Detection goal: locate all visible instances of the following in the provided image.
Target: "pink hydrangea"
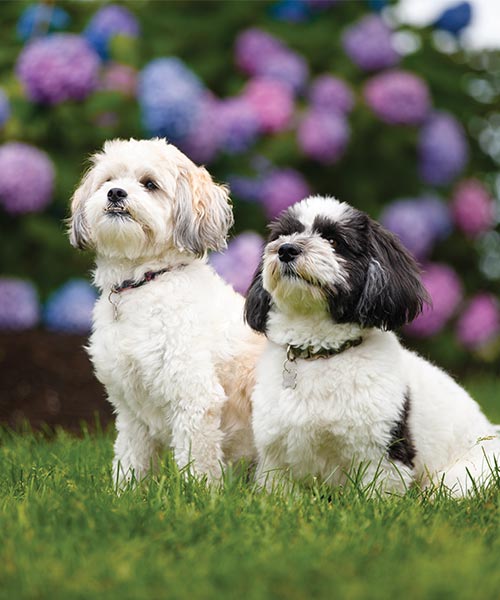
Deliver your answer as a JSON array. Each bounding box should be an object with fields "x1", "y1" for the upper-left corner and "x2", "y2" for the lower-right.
[
  {"x1": 261, "y1": 169, "x2": 311, "y2": 219},
  {"x1": 405, "y1": 263, "x2": 463, "y2": 337},
  {"x1": 100, "y1": 63, "x2": 137, "y2": 96},
  {"x1": 309, "y1": 75, "x2": 354, "y2": 115},
  {"x1": 244, "y1": 78, "x2": 294, "y2": 134},
  {"x1": 456, "y1": 293, "x2": 500, "y2": 350},
  {"x1": 364, "y1": 70, "x2": 431, "y2": 125},
  {"x1": 210, "y1": 232, "x2": 264, "y2": 295},
  {"x1": 451, "y1": 179, "x2": 496, "y2": 238},
  {"x1": 297, "y1": 109, "x2": 349, "y2": 164}
]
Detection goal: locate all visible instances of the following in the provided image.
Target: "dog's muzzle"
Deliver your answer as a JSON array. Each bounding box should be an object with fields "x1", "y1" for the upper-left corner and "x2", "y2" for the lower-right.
[{"x1": 105, "y1": 187, "x2": 130, "y2": 216}]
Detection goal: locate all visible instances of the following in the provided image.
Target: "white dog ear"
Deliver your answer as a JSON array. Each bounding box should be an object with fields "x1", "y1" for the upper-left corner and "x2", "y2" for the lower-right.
[
  {"x1": 173, "y1": 166, "x2": 233, "y2": 256},
  {"x1": 68, "y1": 169, "x2": 95, "y2": 250}
]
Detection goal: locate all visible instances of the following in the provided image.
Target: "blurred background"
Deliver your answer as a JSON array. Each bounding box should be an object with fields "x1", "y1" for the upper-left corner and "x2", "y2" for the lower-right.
[{"x1": 0, "y1": 0, "x2": 499, "y2": 431}]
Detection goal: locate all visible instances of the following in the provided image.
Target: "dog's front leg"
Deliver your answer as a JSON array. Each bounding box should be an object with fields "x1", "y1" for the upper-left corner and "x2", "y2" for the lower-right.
[
  {"x1": 113, "y1": 410, "x2": 160, "y2": 489},
  {"x1": 170, "y1": 383, "x2": 226, "y2": 483}
]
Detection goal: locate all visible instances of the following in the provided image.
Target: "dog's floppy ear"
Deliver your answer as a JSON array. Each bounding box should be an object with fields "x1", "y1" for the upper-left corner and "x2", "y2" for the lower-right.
[
  {"x1": 68, "y1": 168, "x2": 95, "y2": 250},
  {"x1": 244, "y1": 262, "x2": 272, "y2": 334},
  {"x1": 355, "y1": 219, "x2": 428, "y2": 330},
  {"x1": 173, "y1": 166, "x2": 233, "y2": 257}
]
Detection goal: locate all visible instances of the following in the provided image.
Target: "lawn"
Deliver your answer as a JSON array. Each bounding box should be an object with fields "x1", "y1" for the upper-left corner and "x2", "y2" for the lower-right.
[{"x1": 1, "y1": 378, "x2": 500, "y2": 600}]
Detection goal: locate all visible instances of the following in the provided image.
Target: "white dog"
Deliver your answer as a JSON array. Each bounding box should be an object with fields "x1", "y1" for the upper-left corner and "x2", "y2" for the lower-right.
[
  {"x1": 245, "y1": 195, "x2": 500, "y2": 497},
  {"x1": 69, "y1": 138, "x2": 263, "y2": 484}
]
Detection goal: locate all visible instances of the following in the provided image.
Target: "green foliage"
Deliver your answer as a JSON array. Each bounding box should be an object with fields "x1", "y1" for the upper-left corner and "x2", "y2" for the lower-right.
[{"x1": 1, "y1": 377, "x2": 500, "y2": 600}]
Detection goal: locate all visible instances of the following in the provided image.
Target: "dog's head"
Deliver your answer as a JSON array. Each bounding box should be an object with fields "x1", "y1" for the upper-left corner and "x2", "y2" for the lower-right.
[
  {"x1": 245, "y1": 195, "x2": 428, "y2": 333},
  {"x1": 68, "y1": 138, "x2": 233, "y2": 260}
]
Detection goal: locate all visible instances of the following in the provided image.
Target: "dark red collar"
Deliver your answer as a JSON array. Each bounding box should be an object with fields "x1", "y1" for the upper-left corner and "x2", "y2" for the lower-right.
[{"x1": 111, "y1": 265, "x2": 186, "y2": 294}]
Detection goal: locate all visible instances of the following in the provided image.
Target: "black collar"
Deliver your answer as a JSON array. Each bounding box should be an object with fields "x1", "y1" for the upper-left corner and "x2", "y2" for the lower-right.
[
  {"x1": 286, "y1": 337, "x2": 363, "y2": 361},
  {"x1": 111, "y1": 265, "x2": 187, "y2": 294}
]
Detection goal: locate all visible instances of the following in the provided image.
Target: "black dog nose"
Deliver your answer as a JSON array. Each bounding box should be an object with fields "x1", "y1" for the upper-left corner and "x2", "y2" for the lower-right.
[
  {"x1": 278, "y1": 243, "x2": 302, "y2": 263},
  {"x1": 107, "y1": 187, "x2": 128, "y2": 203}
]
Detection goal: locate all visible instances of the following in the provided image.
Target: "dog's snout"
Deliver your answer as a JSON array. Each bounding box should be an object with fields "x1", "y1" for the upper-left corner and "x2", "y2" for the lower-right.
[
  {"x1": 278, "y1": 243, "x2": 302, "y2": 263},
  {"x1": 107, "y1": 187, "x2": 128, "y2": 204}
]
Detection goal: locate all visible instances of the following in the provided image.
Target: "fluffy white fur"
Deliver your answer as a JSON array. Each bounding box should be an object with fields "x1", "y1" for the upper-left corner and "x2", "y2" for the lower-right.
[
  {"x1": 69, "y1": 138, "x2": 263, "y2": 484},
  {"x1": 245, "y1": 196, "x2": 500, "y2": 497}
]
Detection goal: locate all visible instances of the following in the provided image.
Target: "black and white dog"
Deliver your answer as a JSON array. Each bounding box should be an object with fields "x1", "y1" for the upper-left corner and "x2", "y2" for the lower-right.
[{"x1": 245, "y1": 195, "x2": 500, "y2": 497}]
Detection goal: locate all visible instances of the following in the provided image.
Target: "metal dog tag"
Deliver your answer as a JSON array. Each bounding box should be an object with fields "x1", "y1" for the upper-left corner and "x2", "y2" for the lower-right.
[{"x1": 282, "y1": 352, "x2": 297, "y2": 390}]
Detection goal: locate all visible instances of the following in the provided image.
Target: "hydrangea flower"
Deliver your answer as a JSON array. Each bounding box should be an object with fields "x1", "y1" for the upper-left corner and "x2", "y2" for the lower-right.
[
  {"x1": 298, "y1": 109, "x2": 349, "y2": 164},
  {"x1": 261, "y1": 169, "x2": 311, "y2": 219},
  {"x1": 271, "y1": 0, "x2": 311, "y2": 23},
  {"x1": 405, "y1": 264, "x2": 463, "y2": 337},
  {"x1": 0, "y1": 278, "x2": 39, "y2": 331},
  {"x1": 227, "y1": 175, "x2": 263, "y2": 203},
  {"x1": 210, "y1": 232, "x2": 264, "y2": 295},
  {"x1": 235, "y1": 28, "x2": 284, "y2": 76},
  {"x1": 17, "y1": 4, "x2": 70, "y2": 41},
  {"x1": 451, "y1": 179, "x2": 496, "y2": 237},
  {"x1": 456, "y1": 293, "x2": 500, "y2": 350},
  {"x1": 84, "y1": 4, "x2": 139, "y2": 60},
  {"x1": 0, "y1": 89, "x2": 10, "y2": 128},
  {"x1": 216, "y1": 97, "x2": 260, "y2": 153},
  {"x1": 0, "y1": 142, "x2": 54, "y2": 214},
  {"x1": 381, "y1": 196, "x2": 452, "y2": 259},
  {"x1": 418, "y1": 112, "x2": 468, "y2": 186},
  {"x1": 309, "y1": 75, "x2": 354, "y2": 115},
  {"x1": 259, "y1": 50, "x2": 309, "y2": 93},
  {"x1": 244, "y1": 78, "x2": 294, "y2": 134},
  {"x1": 364, "y1": 70, "x2": 431, "y2": 125},
  {"x1": 181, "y1": 94, "x2": 222, "y2": 164},
  {"x1": 16, "y1": 34, "x2": 100, "y2": 105},
  {"x1": 138, "y1": 58, "x2": 204, "y2": 142},
  {"x1": 44, "y1": 280, "x2": 97, "y2": 334},
  {"x1": 342, "y1": 15, "x2": 399, "y2": 71},
  {"x1": 100, "y1": 63, "x2": 137, "y2": 97},
  {"x1": 434, "y1": 2, "x2": 472, "y2": 36}
]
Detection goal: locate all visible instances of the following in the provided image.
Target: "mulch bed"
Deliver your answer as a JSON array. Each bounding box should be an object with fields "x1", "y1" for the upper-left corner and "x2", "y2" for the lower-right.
[{"x1": 0, "y1": 331, "x2": 113, "y2": 433}]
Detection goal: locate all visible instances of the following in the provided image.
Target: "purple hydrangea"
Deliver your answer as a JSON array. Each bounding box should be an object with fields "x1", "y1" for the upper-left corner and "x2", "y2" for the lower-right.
[
  {"x1": 0, "y1": 142, "x2": 54, "y2": 214},
  {"x1": 244, "y1": 78, "x2": 294, "y2": 134},
  {"x1": 235, "y1": 28, "x2": 284, "y2": 76},
  {"x1": 298, "y1": 109, "x2": 350, "y2": 164},
  {"x1": 84, "y1": 4, "x2": 139, "y2": 60},
  {"x1": 16, "y1": 34, "x2": 100, "y2": 105},
  {"x1": 342, "y1": 15, "x2": 399, "y2": 71},
  {"x1": 0, "y1": 278, "x2": 39, "y2": 331},
  {"x1": 100, "y1": 63, "x2": 137, "y2": 97},
  {"x1": 227, "y1": 175, "x2": 263, "y2": 203},
  {"x1": 364, "y1": 70, "x2": 431, "y2": 125},
  {"x1": 451, "y1": 179, "x2": 496, "y2": 238},
  {"x1": 0, "y1": 89, "x2": 10, "y2": 128},
  {"x1": 381, "y1": 196, "x2": 452, "y2": 260},
  {"x1": 434, "y1": 2, "x2": 472, "y2": 36},
  {"x1": 216, "y1": 97, "x2": 260, "y2": 153},
  {"x1": 181, "y1": 94, "x2": 222, "y2": 164},
  {"x1": 261, "y1": 169, "x2": 311, "y2": 219},
  {"x1": 138, "y1": 58, "x2": 204, "y2": 142},
  {"x1": 418, "y1": 112, "x2": 469, "y2": 186},
  {"x1": 17, "y1": 4, "x2": 70, "y2": 41},
  {"x1": 44, "y1": 280, "x2": 97, "y2": 334},
  {"x1": 259, "y1": 50, "x2": 309, "y2": 94},
  {"x1": 456, "y1": 293, "x2": 500, "y2": 350},
  {"x1": 405, "y1": 263, "x2": 463, "y2": 337},
  {"x1": 210, "y1": 232, "x2": 264, "y2": 295},
  {"x1": 309, "y1": 75, "x2": 354, "y2": 115}
]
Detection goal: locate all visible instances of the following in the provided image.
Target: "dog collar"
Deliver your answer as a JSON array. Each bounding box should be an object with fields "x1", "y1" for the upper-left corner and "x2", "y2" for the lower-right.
[
  {"x1": 111, "y1": 265, "x2": 187, "y2": 294},
  {"x1": 286, "y1": 337, "x2": 363, "y2": 361},
  {"x1": 282, "y1": 337, "x2": 363, "y2": 390}
]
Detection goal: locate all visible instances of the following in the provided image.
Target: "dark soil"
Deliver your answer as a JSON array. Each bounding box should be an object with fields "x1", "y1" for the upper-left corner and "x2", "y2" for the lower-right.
[{"x1": 0, "y1": 331, "x2": 113, "y2": 433}]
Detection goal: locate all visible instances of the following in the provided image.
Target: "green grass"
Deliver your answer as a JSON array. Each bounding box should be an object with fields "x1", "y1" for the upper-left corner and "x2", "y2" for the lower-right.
[{"x1": 1, "y1": 378, "x2": 500, "y2": 600}]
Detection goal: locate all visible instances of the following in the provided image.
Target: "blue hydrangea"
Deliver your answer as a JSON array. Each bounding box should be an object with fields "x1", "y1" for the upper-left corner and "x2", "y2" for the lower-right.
[
  {"x1": 138, "y1": 58, "x2": 204, "y2": 142},
  {"x1": 227, "y1": 175, "x2": 263, "y2": 202},
  {"x1": 0, "y1": 278, "x2": 39, "y2": 331},
  {"x1": 44, "y1": 280, "x2": 97, "y2": 334},
  {"x1": 216, "y1": 97, "x2": 260, "y2": 153},
  {"x1": 17, "y1": 4, "x2": 70, "y2": 41},
  {"x1": 0, "y1": 89, "x2": 10, "y2": 128},
  {"x1": 434, "y1": 2, "x2": 472, "y2": 35},
  {"x1": 85, "y1": 4, "x2": 139, "y2": 60},
  {"x1": 270, "y1": 0, "x2": 311, "y2": 23}
]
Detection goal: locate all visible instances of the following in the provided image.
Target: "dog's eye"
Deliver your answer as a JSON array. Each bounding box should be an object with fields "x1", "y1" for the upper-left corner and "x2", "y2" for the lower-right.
[
  {"x1": 144, "y1": 179, "x2": 158, "y2": 191},
  {"x1": 328, "y1": 238, "x2": 337, "y2": 250}
]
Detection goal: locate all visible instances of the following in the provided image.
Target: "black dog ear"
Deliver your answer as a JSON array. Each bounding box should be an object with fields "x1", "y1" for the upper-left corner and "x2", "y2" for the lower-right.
[
  {"x1": 356, "y1": 219, "x2": 429, "y2": 330},
  {"x1": 244, "y1": 262, "x2": 272, "y2": 334}
]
